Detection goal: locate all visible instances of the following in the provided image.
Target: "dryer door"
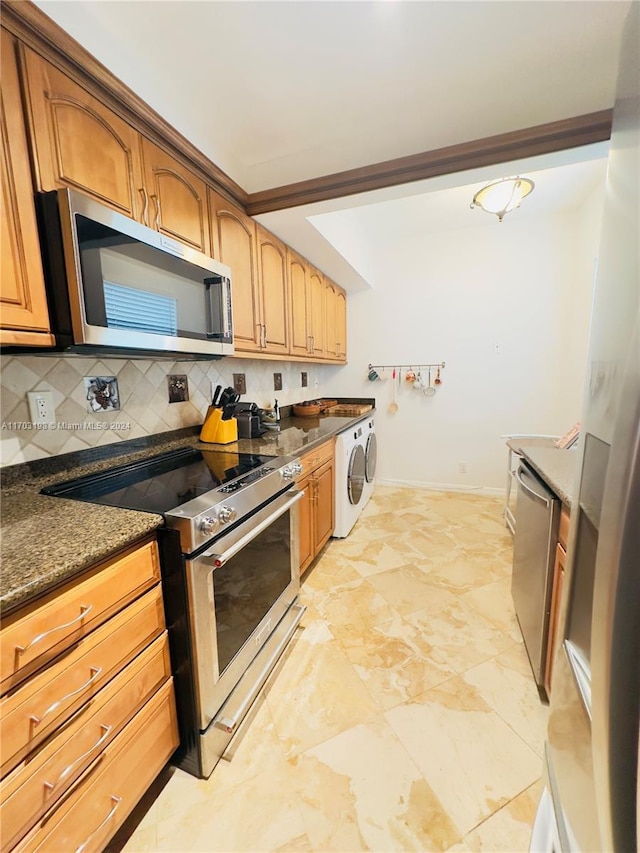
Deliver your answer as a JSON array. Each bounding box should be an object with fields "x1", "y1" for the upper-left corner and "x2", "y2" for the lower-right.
[
  {"x1": 365, "y1": 433, "x2": 377, "y2": 483},
  {"x1": 348, "y1": 444, "x2": 366, "y2": 505}
]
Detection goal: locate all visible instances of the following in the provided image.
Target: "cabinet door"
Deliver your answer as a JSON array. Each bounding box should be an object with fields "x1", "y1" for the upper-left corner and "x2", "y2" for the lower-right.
[
  {"x1": 288, "y1": 250, "x2": 310, "y2": 358},
  {"x1": 21, "y1": 46, "x2": 144, "y2": 220},
  {"x1": 324, "y1": 280, "x2": 339, "y2": 360},
  {"x1": 298, "y1": 475, "x2": 315, "y2": 575},
  {"x1": 308, "y1": 266, "x2": 325, "y2": 357},
  {"x1": 209, "y1": 189, "x2": 261, "y2": 352},
  {"x1": 0, "y1": 32, "x2": 52, "y2": 345},
  {"x1": 256, "y1": 225, "x2": 288, "y2": 354},
  {"x1": 336, "y1": 287, "x2": 347, "y2": 362},
  {"x1": 313, "y1": 459, "x2": 335, "y2": 553},
  {"x1": 140, "y1": 139, "x2": 210, "y2": 254}
]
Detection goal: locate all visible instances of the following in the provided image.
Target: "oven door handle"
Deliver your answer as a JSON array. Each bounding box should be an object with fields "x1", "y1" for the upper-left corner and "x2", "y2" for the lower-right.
[{"x1": 200, "y1": 489, "x2": 304, "y2": 569}]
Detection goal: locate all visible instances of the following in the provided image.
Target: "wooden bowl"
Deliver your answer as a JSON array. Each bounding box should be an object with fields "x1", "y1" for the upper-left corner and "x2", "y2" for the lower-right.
[{"x1": 293, "y1": 403, "x2": 323, "y2": 417}]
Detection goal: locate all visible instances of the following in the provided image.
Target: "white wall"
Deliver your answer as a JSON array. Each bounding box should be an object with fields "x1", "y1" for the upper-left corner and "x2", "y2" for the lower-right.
[{"x1": 325, "y1": 186, "x2": 604, "y2": 492}]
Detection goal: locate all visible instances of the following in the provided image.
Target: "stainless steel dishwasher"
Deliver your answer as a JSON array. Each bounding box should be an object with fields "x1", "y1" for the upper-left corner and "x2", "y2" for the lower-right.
[{"x1": 511, "y1": 461, "x2": 560, "y2": 696}]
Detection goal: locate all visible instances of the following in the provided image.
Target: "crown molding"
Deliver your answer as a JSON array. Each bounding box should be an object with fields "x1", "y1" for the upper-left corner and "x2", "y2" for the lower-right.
[{"x1": 245, "y1": 110, "x2": 612, "y2": 215}]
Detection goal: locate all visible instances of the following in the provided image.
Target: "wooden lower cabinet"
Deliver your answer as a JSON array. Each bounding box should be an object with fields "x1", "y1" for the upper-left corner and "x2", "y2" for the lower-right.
[
  {"x1": 15, "y1": 680, "x2": 178, "y2": 853},
  {"x1": 0, "y1": 539, "x2": 178, "y2": 852},
  {"x1": 545, "y1": 507, "x2": 570, "y2": 696},
  {"x1": 298, "y1": 440, "x2": 335, "y2": 575}
]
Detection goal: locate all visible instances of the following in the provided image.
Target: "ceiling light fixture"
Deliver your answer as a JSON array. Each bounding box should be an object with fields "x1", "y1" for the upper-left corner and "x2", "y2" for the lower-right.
[{"x1": 470, "y1": 176, "x2": 535, "y2": 222}]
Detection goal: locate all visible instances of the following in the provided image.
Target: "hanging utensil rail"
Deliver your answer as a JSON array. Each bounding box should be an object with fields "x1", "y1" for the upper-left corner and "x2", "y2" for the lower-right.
[{"x1": 368, "y1": 362, "x2": 445, "y2": 371}]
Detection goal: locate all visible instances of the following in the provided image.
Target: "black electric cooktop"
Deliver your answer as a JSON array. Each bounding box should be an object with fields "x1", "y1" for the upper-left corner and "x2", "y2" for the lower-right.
[{"x1": 41, "y1": 447, "x2": 277, "y2": 515}]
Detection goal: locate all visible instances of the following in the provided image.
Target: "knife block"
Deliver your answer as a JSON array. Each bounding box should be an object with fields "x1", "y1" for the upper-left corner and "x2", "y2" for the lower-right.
[
  {"x1": 212, "y1": 417, "x2": 238, "y2": 444},
  {"x1": 200, "y1": 407, "x2": 238, "y2": 444}
]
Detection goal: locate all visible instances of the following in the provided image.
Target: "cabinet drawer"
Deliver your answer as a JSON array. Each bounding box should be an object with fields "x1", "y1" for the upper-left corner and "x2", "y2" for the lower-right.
[
  {"x1": 15, "y1": 678, "x2": 178, "y2": 853},
  {"x1": 1, "y1": 540, "x2": 160, "y2": 695},
  {"x1": 0, "y1": 633, "x2": 172, "y2": 850},
  {"x1": 0, "y1": 586, "x2": 165, "y2": 776},
  {"x1": 299, "y1": 438, "x2": 335, "y2": 479},
  {"x1": 558, "y1": 508, "x2": 570, "y2": 549}
]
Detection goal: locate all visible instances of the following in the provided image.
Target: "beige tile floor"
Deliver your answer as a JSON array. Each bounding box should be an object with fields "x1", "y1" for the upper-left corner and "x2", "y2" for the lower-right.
[{"x1": 118, "y1": 486, "x2": 548, "y2": 853}]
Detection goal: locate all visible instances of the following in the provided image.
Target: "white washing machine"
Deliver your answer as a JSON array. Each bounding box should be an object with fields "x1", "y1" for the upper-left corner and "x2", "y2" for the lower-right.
[{"x1": 333, "y1": 416, "x2": 376, "y2": 538}]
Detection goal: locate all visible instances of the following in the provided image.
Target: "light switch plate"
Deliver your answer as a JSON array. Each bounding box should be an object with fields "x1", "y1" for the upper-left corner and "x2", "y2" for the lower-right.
[{"x1": 233, "y1": 373, "x2": 246, "y2": 395}]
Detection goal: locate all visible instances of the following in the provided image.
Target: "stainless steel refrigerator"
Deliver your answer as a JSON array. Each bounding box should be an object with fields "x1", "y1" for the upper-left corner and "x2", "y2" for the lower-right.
[{"x1": 531, "y1": 3, "x2": 639, "y2": 851}]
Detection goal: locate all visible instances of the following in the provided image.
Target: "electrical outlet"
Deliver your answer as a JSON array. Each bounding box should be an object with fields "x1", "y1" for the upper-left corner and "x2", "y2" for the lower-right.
[
  {"x1": 301, "y1": 372, "x2": 308, "y2": 388},
  {"x1": 273, "y1": 372, "x2": 283, "y2": 391},
  {"x1": 233, "y1": 373, "x2": 246, "y2": 395},
  {"x1": 458, "y1": 461, "x2": 467, "y2": 474},
  {"x1": 28, "y1": 390, "x2": 55, "y2": 424}
]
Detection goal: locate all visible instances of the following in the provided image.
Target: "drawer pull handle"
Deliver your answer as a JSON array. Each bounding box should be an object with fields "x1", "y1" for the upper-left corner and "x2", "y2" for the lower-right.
[
  {"x1": 16, "y1": 605, "x2": 93, "y2": 657},
  {"x1": 30, "y1": 666, "x2": 102, "y2": 728},
  {"x1": 44, "y1": 724, "x2": 112, "y2": 796},
  {"x1": 75, "y1": 795, "x2": 122, "y2": 853}
]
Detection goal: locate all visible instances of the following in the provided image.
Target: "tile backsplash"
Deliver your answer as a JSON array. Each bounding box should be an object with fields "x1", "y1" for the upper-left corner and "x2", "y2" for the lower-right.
[{"x1": 0, "y1": 354, "x2": 332, "y2": 467}]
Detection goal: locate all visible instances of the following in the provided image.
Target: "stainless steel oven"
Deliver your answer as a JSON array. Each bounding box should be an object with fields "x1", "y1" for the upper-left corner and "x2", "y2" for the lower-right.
[
  {"x1": 42, "y1": 447, "x2": 305, "y2": 777},
  {"x1": 185, "y1": 487, "x2": 303, "y2": 770}
]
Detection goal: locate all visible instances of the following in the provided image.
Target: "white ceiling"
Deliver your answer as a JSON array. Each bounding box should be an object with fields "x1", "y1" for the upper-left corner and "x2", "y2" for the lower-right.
[
  {"x1": 34, "y1": 0, "x2": 628, "y2": 192},
  {"x1": 33, "y1": 0, "x2": 621, "y2": 290}
]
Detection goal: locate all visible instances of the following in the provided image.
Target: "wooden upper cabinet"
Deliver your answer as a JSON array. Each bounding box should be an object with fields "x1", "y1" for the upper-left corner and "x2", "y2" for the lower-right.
[
  {"x1": 336, "y1": 287, "x2": 347, "y2": 361},
  {"x1": 308, "y1": 266, "x2": 325, "y2": 357},
  {"x1": 256, "y1": 225, "x2": 288, "y2": 354},
  {"x1": 324, "y1": 280, "x2": 339, "y2": 360},
  {"x1": 0, "y1": 31, "x2": 53, "y2": 346},
  {"x1": 288, "y1": 249, "x2": 310, "y2": 358},
  {"x1": 324, "y1": 279, "x2": 347, "y2": 362},
  {"x1": 21, "y1": 46, "x2": 144, "y2": 220},
  {"x1": 140, "y1": 139, "x2": 209, "y2": 254},
  {"x1": 209, "y1": 189, "x2": 261, "y2": 351}
]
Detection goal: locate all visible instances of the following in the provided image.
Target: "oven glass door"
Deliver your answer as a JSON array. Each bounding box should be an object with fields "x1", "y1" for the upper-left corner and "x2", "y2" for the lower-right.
[
  {"x1": 186, "y1": 489, "x2": 302, "y2": 729},
  {"x1": 214, "y1": 508, "x2": 292, "y2": 674}
]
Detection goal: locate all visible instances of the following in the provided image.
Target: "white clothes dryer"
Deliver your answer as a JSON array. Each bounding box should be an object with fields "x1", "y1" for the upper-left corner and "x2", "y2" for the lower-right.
[
  {"x1": 361, "y1": 417, "x2": 377, "y2": 507},
  {"x1": 333, "y1": 417, "x2": 371, "y2": 538}
]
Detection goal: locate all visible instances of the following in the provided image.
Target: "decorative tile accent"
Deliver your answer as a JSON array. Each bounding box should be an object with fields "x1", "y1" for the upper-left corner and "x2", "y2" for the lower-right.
[
  {"x1": 167, "y1": 374, "x2": 189, "y2": 403},
  {"x1": 0, "y1": 355, "x2": 332, "y2": 466},
  {"x1": 84, "y1": 376, "x2": 120, "y2": 412}
]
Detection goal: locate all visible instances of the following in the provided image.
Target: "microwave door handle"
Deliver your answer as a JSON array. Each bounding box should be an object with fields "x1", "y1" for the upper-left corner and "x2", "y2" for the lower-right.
[
  {"x1": 200, "y1": 489, "x2": 304, "y2": 568},
  {"x1": 222, "y1": 276, "x2": 231, "y2": 339},
  {"x1": 204, "y1": 275, "x2": 231, "y2": 340}
]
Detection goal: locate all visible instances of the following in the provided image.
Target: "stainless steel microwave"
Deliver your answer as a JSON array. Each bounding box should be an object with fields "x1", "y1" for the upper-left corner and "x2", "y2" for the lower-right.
[{"x1": 37, "y1": 189, "x2": 234, "y2": 359}]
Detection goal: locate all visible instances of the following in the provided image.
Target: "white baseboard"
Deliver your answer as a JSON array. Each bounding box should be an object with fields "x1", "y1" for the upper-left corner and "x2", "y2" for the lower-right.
[{"x1": 376, "y1": 477, "x2": 506, "y2": 498}]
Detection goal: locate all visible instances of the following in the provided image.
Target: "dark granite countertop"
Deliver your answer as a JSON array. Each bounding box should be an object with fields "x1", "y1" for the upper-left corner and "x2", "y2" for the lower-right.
[
  {"x1": 0, "y1": 409, "x2": 373, "y2": 615},
  {"x1": 506, "y1": 438, "x2": 579, "y2": 508}
]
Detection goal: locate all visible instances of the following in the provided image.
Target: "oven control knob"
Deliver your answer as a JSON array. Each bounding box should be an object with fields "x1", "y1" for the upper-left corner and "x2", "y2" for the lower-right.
[
  {"x1": 199, "y1": 515, "x2": 219, "y2": 536},
  {"x1": 282, "y1": 461, "x2": 302, "y2": 480},
  {"x1": 218, "y1": 505, "x2": 237, "y2": 524}
]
